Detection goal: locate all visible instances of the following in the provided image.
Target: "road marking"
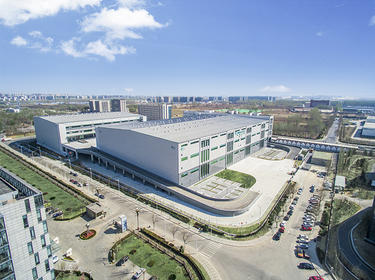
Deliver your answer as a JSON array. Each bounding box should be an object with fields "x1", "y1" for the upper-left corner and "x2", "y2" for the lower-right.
[{"x1": 199, "y1": 241, "x2": 222, "y2": 259}]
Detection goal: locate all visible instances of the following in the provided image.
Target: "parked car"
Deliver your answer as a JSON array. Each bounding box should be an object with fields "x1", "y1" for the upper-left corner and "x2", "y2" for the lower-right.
[
  {"x1": 95, "y1": 193, "x2": 105, "y2": 199},
  {"x1": 301, "y1": 226, "x2": 312, "y2": 231},
  {"x1": 309, "y1": 277, "x2": 324, "y2": 280},
  {"x1": 298, "y1": 262, "x2": 314, "y2": 270},
  {"x1": 116, "y1": 256, "x2": 129, "y2": 266},
  {"x1": 287, "y1": 210, "x2": 294, "y2": 216},
  {"x1": 289, "y1": 205, "x2": 295, "y2": 210},
  {"x1": 283, "y1": 215, "x2": 290, "y2": 221},
  {"x1": 292, "y1": 200, "x2": 297, "y2": 205},
  {"x1": 132, "y1": 268, "x2": 146, "y2": 279},
  {"x1": 298, "y1": 244, "x2": 309, "y2": 250},
  {"x1": 297, "y1": 239, "x2": 308, "y2": 244},
  {"x1": 273, "y1": 232, "x2": 281, "y2": 240},
  {"x1": 298, "y1": 234, "x2": 308, "y2": 239},
  {"x1": 52, "y1": 211, "x2": 63, "y2": 218},
  {"x1": 279, "y1": 227, "x2": 285, "y2": 233},
  {"x1": 149, "y1": 277, "x2": 157, "y2": 280},
  {"x1": 296, "y1": 249, "x2": 310, "y2": 259},
  {"x1": 52, "y1": 256, "x2": 59, "y2": 264}
]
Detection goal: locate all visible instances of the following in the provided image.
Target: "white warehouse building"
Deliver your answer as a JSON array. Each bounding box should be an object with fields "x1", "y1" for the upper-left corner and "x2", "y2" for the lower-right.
[
  {"x1": 34, "y1": 112, "x2": 146, "y2": 156},
  {"x1": 96, "y1": 114, "x2": 273, "y2": 187},
  {"x1": 362, "y1": 116, "x2": 375, "y2": 138}
]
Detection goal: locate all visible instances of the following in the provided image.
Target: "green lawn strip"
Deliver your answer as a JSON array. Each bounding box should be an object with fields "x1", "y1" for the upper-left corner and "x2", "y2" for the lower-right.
[
  {"x1": 215, "y1": 169, "x2": 256, "y2": 189},
  {"x1": 0, "y1": 150, "x2": 86, "y2": 219},
  {"x1": 56, "y1": 271, "x2": 90, "y2": 280},
  {"x1": 331, "y1": 198, "x2": 361, "y2": 226},
  {"x1": 115, "y1": 235, "x2": 189, "y2": 280}
]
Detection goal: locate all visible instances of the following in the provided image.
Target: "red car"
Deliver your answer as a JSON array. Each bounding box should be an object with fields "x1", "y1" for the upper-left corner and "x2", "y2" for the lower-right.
[
  {"x1": 301, "y1": 226, "x2": 312, "y2": 231},
  {"x1": 309, "y1": 277, "x2": 324, "y2": 280},
  {"x1": 279, "y1": 227, "x2": 285, "y2": 233}
]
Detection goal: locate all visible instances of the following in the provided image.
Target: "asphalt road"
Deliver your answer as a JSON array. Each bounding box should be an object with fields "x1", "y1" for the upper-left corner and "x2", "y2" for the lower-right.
[
  {"x1": 338, "y1": 209, "x2": 375, "y2": 280},
  {"x1": 323, "y1": 119, "x2": 339, "y2": 144}
]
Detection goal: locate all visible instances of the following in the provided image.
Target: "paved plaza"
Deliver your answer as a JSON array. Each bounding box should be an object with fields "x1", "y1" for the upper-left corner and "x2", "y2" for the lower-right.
[
  {"x1": 189, "y1": 176, "x2": 246, "y2": 200},
  {"x1": 255, "y1": 147, "x2": 287, "y2": 160}
]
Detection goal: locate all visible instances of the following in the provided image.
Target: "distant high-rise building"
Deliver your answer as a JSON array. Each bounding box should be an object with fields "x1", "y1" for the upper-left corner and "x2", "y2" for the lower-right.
[
  {"x1": 172, "y1": 96, "x2": 179, "y2": 103},
  {"x1": 110, "y1": 99, "x2": 127, "y2": 112},
  {"x1": 179, "y1": 97, "x2": 188, "y2": 103},
  {"x1": 0, "y1": 167, "x2": 55, "y2": 280},
  {"x1": 89, "y1": 99, "x2": 127, "y2": 112},
  {"x1": 163, "y1": 96, "x2": 171, "y2": 103},
  {"x1": 138, "y1": 103, "x2": 172, "y2": 120}
]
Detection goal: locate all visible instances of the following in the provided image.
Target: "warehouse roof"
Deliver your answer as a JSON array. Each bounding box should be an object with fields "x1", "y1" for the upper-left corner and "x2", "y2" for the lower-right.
[
  {"x1": 364, "y1": 121, "x2": 375, "y2": 129},
  {"x1": 35, "y1": 112, "x2": 142, "y2": 124},
  {"x1": 100, "y1": 114, "x2": 271, "y2": 143}
]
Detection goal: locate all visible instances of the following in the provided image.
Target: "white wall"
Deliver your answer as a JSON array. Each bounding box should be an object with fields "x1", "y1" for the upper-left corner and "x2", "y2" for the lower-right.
[
  {"x1": 34, "y1": 117, "x2": 62, "y2": 154},
  {"x1": 96, "y1": 127, "x2": 179, "y2": 183}
]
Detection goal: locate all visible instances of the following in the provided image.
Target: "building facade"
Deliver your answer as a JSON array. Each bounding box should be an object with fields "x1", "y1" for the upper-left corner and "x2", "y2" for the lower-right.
[
  {"x1": 362, "y1": 116, "x2": 375, "y2": 138},
  {"x1": 137, "y1": 104, "x2": 172, "y2": 120},
  {"x1": 310, "y1": 99, "x2": 330, "y2": 108},
  {"x1": 89, "y1": 99, "x2": 127, "y2": 113},
  {"x1": 34, "y1": 112, "x2": 146, "y2": 156},
  {"x1": 96, "y1": 114, "x2": 273, "y2": 187},
  {"x1": 0, "y1": 167, "x2": 54, "y2": 280}
]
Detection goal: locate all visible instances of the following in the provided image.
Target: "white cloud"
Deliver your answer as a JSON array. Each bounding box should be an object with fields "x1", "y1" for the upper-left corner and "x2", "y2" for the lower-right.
[
  {"x1": 10, "y1": 36, "x2": 28, "y2": 46},
  {"x1": 117, "y1": 0, "x2": 145, "y2": 8},
  {"x1": 316, "y1": 31, "x2": 323, "y2": 37},
  {"x1": 370, "y1": 16, "x2": 375, "y2": 26},
  {"x1": 61, "y1": 39, "x2": 135, "y2": 61},
  {"x1": 81, "y1": 7, "x2": 165, "y2": 40},
  {"x1": 0, "y1": 0, "x2": 101, "y2": 26},
  {"x1": 260, "y1": 85, "x2": 291, "y2": 93}
]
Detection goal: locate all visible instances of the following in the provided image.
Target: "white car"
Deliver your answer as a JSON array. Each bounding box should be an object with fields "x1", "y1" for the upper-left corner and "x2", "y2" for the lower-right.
[
  {"x1": 280, "y1": 221, "x2": 287, "y2": 227},
  {"x1": 132, "y1": 268, "x2": 146, "y2": 279},
  {"x1": 298, "y1": 234, "x2": 308, "y2": 239},
  {"x1": 52, "y1": 256, "x2": 59, "y2": 264}
]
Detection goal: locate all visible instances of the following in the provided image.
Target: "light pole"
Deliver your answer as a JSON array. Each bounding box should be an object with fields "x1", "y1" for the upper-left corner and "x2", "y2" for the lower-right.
[
  {"x1": 117, "y1": 179, "x2": 120, "y2": 191},
  {"x1": 135, "y1": 208, "x2": 140, "y2": 230},
  {"x1": 89, "y1": 168, "x2": 92, "y2": 179}
]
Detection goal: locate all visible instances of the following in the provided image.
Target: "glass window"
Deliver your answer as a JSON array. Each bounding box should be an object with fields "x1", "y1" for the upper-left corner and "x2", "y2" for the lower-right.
[
  {"x1": 0, "y1": 231, "x2": 8, "y2": 247},
  {"x1": 247, "y1": 127, "x2": 251, "y2": 134},
  {"x1": 23, "y1": 215, "x2": 29, "y2": 228},
  {"x1": 51, "y1": 269, "x2": 55, "y2": 280},
  {"x1": 30, "y1": 227, "x2": 36, "y2": 240},
  {"x1": 0, "y1": 246, "x2": 11, "y2": 263},
  {"x1": 0, "y1": 260, "x2": 14, "y2": 279},
  {"x1": 227, "y1": 141, "x2": 233, "y2": 152},
  {"x1": 28, "y1": 242, "x2": 34, "y2": 254},
  {"x1": 41, "y1": 235, "x2": 46, "y2": 247},
  {"x1": 190, "y1": 153, "x2": 199, "y2": 158},
  {"x1": 181, "y1": 156, "x2": 188, "y2": 162},
  {"x1": 32, "y1": 267, "x2": 38, "y2": 280},
  {"x1": 46, "y1": 245, "x2": 52, "y2": 258},
  {"x1": 37, "y1": 209, "x2": 42, "y2": 223},
  {"x1": 34, "y1": 252, "x2": 40, "y2": 265},
  {"x1": 181, "y1": 172, "x2": 188, "y2": 178},
  {"x1": 0, "y1": 217, "x2": 4, "y2": 231},
  {"x1": 43, "y1": 221, "x2": 48, "y2": 234},
  {"x1": 45, "y1": 259, "x2": 50, "y2": 272},
  {"x1": 25, "y1": 199, "x2": 31, "y2": 213},
  {"x1": 34, "y1": 195, "x2": 44, "y2": 209}
]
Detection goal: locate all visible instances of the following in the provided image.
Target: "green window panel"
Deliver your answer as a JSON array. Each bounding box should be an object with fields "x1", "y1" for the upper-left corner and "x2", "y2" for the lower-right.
[{"x1": 181, "y1": 156, "x2": 188, "y2": 161}]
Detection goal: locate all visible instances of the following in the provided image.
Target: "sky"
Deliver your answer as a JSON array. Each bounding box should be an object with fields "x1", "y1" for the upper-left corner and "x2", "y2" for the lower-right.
[{"x1": 0, "y1": 0, "x2": 374, "y2": 97}]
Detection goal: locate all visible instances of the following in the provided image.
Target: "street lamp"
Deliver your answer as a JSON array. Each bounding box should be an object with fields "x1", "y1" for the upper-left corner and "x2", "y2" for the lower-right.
[{"x1": 135, "y1": 208, "x2": 140, "y2": 230}]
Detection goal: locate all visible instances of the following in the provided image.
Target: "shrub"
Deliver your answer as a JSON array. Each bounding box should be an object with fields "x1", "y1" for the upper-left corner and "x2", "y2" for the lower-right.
[
  {"x1": 50, "y1": 196, "x2": 55, "y2": 200},
  {"x1": 168, "y1": 274, "x2": 176, "y2": 280},
  {"x1": 147, "y1": 260, "x2": 155, "y2": 267},
  {"x1": 130, "y1": 249, "x2": 137, "y2": 255}
]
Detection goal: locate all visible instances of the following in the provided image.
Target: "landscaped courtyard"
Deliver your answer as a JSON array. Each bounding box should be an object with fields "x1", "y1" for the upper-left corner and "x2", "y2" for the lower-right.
[
  {"x1": 0, "y1": 149, "x2": 87, "y2": 219},
  {"x1": 113, "y1": 234, "x2": 190, "y2": 280},
  {"x1": 216, "y1": 169, "x2": 256, "y2": 189}
]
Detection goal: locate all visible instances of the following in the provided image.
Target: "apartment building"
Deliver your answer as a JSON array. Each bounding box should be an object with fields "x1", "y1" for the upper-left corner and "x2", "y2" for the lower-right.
[{"x1": 137, "y1": 104, "x2": 172, "y2": 120}]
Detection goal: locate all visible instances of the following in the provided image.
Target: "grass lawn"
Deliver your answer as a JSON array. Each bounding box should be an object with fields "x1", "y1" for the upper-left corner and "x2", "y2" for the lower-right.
[
  {"x1": 216, "y1": 169, "x2": 256, "y2": 189},
  {"x1": 56, "y1": 272, "x2": 90, "y2": 280},
  {"x1": 115, "y1": 235, "x2": 189, "y2": 280},
  {"x1": 0, "y1": 150, "x2": 86, "y2": 219},
  {"x1": 331, "y1": 198, "x2": 361, "y2": 226}
]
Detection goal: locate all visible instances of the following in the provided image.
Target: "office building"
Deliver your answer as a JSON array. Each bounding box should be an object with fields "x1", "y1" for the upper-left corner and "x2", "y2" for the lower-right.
[
  {"x1": 89, "y1": 99, "x2": 127, "y2": 113},
  {"x1": 96, "y1": 114, "x2": 273, "y2": 187},
  {"x1": 110, "y1": 99, "x2": 127, "y2": 112},
  {"x1": 0, "y1": 167, "x2": 54, "y2": 280},
  {"x1": 34, "y1": 112, "x2": 146, "y2": 156},
  {"x1": 137, "y1": 104, "x2": 172, "y2": 120}
]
